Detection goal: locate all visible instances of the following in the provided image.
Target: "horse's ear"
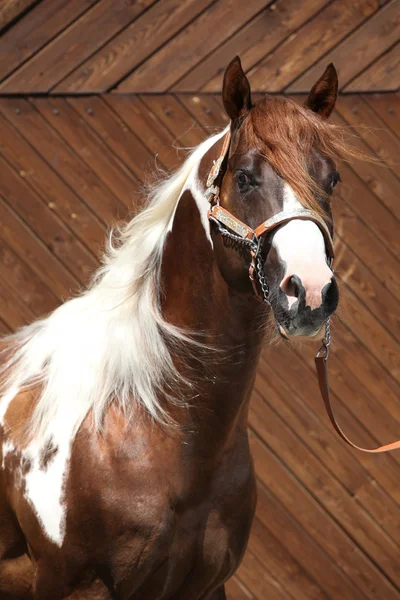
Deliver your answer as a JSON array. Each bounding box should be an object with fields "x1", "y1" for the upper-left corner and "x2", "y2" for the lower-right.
[
  {"x1": 306, "y1": 63, "x2": 338, "y2": 119},
  {"x1": 222, "y1": 56, "x2": 252, "y2": 123}
]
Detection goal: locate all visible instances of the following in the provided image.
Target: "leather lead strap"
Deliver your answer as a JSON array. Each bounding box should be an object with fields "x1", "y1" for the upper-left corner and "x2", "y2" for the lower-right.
[{"x1": 315, "y1": 352, "x2": 400, "y2": 453}]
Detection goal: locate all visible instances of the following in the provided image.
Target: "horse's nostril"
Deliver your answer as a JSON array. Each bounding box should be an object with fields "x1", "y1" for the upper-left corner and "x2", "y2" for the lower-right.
[
  {"x1": 290, "y1": 275, "x2": 302, "y2": 298},
  {"x1": 322, "y1": 277, "x2": 339, "y2": 314}
]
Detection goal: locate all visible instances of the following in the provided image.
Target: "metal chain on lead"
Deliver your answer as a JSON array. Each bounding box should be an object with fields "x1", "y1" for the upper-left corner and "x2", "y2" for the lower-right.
[{"x1": 255, "y1": 250, "x2": 270, "y2": 305}]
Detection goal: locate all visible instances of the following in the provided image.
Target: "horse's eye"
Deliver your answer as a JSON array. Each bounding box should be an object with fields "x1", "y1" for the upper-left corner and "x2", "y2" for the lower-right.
[
  {"x1": 237, "y1": 171, "x2": 253, "y2": 191},
  {"x1": 330, "y1": 171, "x2": 341, "y2": 190}
]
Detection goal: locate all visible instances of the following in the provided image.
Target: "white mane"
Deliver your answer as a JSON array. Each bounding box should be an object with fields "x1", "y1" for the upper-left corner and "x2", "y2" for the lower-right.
[{"x1": 0, "y1": 129, "x2": 226, "y2": 447}]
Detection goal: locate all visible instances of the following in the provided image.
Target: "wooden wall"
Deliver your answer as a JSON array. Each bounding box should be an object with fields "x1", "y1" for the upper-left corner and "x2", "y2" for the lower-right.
[
  {"x1": 0, "y1": 0, "x2": 399, "y2": 94},
  {"x1": 0, "y1": 91, "x2": 399, "y2": 598}
]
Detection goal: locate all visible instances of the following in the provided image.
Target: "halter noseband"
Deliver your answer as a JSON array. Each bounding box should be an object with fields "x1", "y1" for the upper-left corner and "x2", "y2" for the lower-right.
[{"x1": 206, "y1": 130, "x2": 334, "y2": 304}]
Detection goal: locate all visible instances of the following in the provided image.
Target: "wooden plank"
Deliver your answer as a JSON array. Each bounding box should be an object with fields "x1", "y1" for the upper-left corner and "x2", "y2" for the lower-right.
[
  {"x1": 331, "y1": 110, "x2": 400, "y2": 222},
  {"x1": 334, "y1": 192, "x2": 400, "y2": 301},
  {"x1": 236, "y1": 549, "x2": 293, "y2": 600},
  {"x1": 174, "y1": 0, "x2": 329, "y2": 92},
  {"x1": 0, "y1": 111, "x2": 105, "y2": 256},
  {"x1": 250, "y1": 430, "x2": 399, "y2": 600},
  {"x1": 0, "y1": 156, "x2": 97, "y2": 286},
  {"x1": 0, "y1": 274, "x2": 35, "y2": 331},
  {"x1": 293, "y1": 319, "x2": 400, "y2": 462},
  {"x1": 248, "y1": 391, "x2": 400, "y2": 591},
  {"x1": 0, "y1": 98, "x2": 128, "y2": 226},
  {"x1": 344, "y1": 43, "x2": 400, "y2": 92},
  {"x1": 331, "y1": 160, "x2": 400, "y2": 260},
  {"x1": 246, "y1": 0, "x2": 380, "y2": 92},
  {"x1": 335, "y1": 94, "x2": 400, "y2": 172},
  {"x1": 0, "y1": 0, "x2": 36, "y2": 31},
  {"x1": 0, "y1": 194, "x2": 78, "y2": 300},
  {"x1": 261, "y1": 344, "x2": 400, "y2": 503},
  {"x1": 115, "y1": 0, "x2": 272, "y2": 92},
  {"x1": 176, "y1": 94, "x2": 228, "y2": 134},
  {"x1": 262, "y1": 339, "x2": 400, "y2": 477},
  {"x1": 225, "y1": 576, "x2": 254, "y2": 600},
  {"x1": 289, "y1": 0, "x2": 400, "y2": 92},
  {"x1": 338, "y1": 279, "x2": 399, "y2": 382},
  {"x1": 31, "y1": 98, "x2": 140, "y2": 209},
  {"x1": 0, "y1": 318, "x2": 12, "y2": 336},
  {"x1": 55, "y1": 0, "x2": 214, "y2": 93},
  {"x1": 334, "y1": 237, "x2": 399, "y2": 343},
  {"x1": 140, "y1": 95, "x2": 206, "y2": 148},
  {"x1": 0, "y1": 0, "x2": 97, "y2": 83},
  {"x1": 104, "y1": 96, "x2": 182, "y2": 172},
  {"x1": 255, "y1": 357, "x2": 400, "y2": 539},
  {"x1": 67, "y1": 97, "x2": 157, "y2": 186},
  {"x1": 253, "y1": 487, "x2": 362, "y2": 600},
  {"x1": 0, "y1": 238, "x2": 59, "y2": 318},
  {"x1": 363, "y1": 93, "x2": 400, "y2": 139},
  {"x1": 247, "y1": 517, "x2": 328, "y2": 600},
  {"x1": 0, "y1": 0, "x2": 155, "y2": 93}
]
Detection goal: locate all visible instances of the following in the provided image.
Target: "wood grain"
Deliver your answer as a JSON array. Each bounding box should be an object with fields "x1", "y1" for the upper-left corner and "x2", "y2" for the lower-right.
[{"x1": 0, "y1": 94, "x2": 399, "y2": 599}]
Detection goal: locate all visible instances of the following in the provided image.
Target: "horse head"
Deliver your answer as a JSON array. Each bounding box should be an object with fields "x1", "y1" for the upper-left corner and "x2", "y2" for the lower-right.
[{"x1": 210, "y1": 57, "x2": 341, "y2": 340}]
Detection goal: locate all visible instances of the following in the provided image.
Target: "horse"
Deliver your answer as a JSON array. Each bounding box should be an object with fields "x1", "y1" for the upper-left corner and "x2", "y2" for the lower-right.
[{"x1": 0, "y1": 56, "x2": 355, "y2": 599}]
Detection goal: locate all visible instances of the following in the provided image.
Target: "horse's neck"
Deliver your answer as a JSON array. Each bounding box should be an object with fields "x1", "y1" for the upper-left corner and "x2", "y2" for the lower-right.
[{"x1": 160, "y1": 155, "x2": 268, "y2": 452}]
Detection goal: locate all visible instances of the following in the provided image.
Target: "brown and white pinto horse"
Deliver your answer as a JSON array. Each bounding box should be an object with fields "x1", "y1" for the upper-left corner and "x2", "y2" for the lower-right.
[{"x1": 1, "y1": 58, "x2": 351, "y2": 599}]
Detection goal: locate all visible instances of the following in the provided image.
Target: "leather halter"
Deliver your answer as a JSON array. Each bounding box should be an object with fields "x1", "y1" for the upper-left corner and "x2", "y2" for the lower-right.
[{"x1": 206, "y1": 130, "x2": 400, "y2": 454}]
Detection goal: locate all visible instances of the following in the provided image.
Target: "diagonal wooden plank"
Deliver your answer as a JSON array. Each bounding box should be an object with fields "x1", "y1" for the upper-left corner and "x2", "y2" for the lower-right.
[
  {"x1": 0, "y1": 238, "x2": 59, "y2": 318},
  {"x1": 0, "y1": 318, "x2": 11, "y2": 336},
  {"x1": 0, "y1": 111, "x2": 105, "y2": 256},
  {"x1": 0, "y1": 195, "x2": 78, "y2": 300},
  {"x1": 288, "y1": 0, "x2": 400, "y2": 92},
  {"x1": 334, "y1": 237, "x2": 399, "y2": 343},
  {"x1": 331, "y1": 110, "x2": 400, "y2": 223},
  {"x1": 246, "y1": 0, "x2": 382, "y2": 92},
  {"x1": 140, "y1": 95, "x2": 206, "y2": 147},
  {"x1": 0, "y1": 156, "x2": 97, "y2": 285},
  {"x1": 262, "y1": 342, "x2": 400, "y2": 500},
  {"x1": 0, "y1": 0, "x2": 156, "y2": 93},
  {"x1": 225, "y1": 575, "x2": 255, "y2": 600},
  {"x1": 344, "y1": 42, "x2": 400, "y2": 92},
  {"x1": 252, "y1": 477, "x2": 369, "y2": 600},
  {"x1": 247, "y1": 517, "x2": 328, "y2": 600},
  {"x1": 236, "y1": 548, "x2": 294, "y2": 600},
  {"x1": 335, "y1": 94, "x2": 400, "y2": 175},
  {"x1": 0, "y1": 273, "x2": 36, "y2": 330},
  {"x1": 0, "y1": 0, "x2": 97, "y2": 83},
  {"x1": 174, "y1": 0, "x2": 329, "y2": 93},
  {"x1": 249, "y1": 430, "x2": 399, "y2": 600},
  {"x1": 104, "y1": 96, "x2": 182, "y2": 171},
  {"x1": 115, "y1": 0, "x2": 272, "y2": 93},
  {"x1": 54, "y1": 0, "x2": 215, "y2": 94},
  {"x1": 0, "y1": 98, "x2": 128, "y2": 226},
  {"x1": 249, "y1": 392, "x2": 400, "y2": 592},
  {"x1": 363, "y1": 93, "x2": 400, "y2": 139},
  {"x1": 67, "y1": 97, "x2": 157, "y2": 185},
  {"x1": 31, "y1": 98, "x2": 140, "y2": 209},
  {"x1": 0, "y1": 0, "x2": 37, "y2": 32}
]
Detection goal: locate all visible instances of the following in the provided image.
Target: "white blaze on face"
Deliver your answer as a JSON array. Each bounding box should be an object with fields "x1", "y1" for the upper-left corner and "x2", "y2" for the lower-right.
[{"x1": 272, "y1": 183, "x2": 333, "y2": 310}]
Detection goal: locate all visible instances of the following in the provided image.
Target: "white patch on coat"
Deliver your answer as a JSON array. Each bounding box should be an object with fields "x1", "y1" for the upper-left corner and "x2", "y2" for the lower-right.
[
  {"x1": 272, "y1": 183, "x2": 332, "y2": 309},
  {"x1": 22, "y1": 430, "x2": 72, "y2": 547}
]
